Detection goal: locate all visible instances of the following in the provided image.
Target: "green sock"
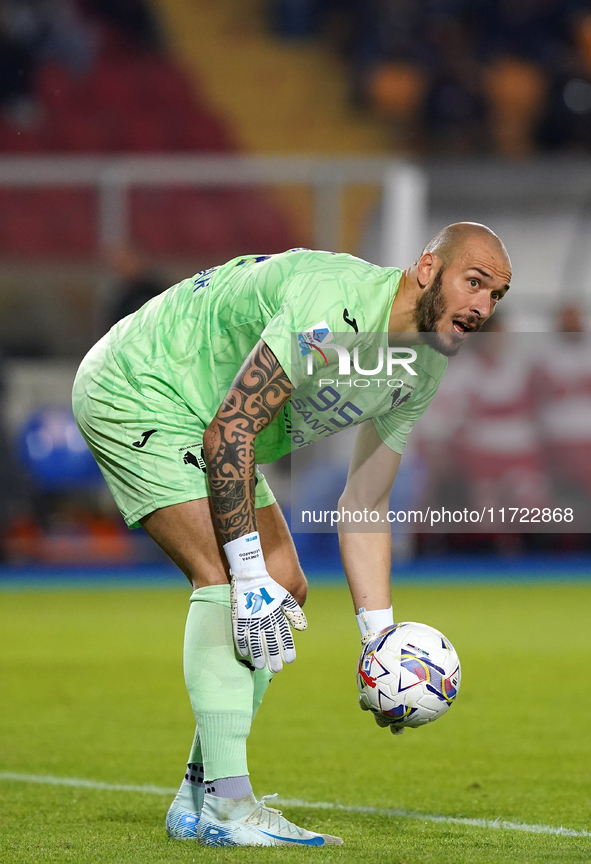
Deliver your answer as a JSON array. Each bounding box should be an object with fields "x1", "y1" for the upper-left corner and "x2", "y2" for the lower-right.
[
  {"x1": 173, "y1": 586, "x2": 275, "y2": 812},
  {"x1": 253, "y1": 667, "x2": 273, "y2": 719},
  {"x1": 175, "y1": 667, "x2": 273, "y2": 812},
  {"x1": 188, "y1": 726, "x2": 203, "y2": 765},
  {"x1": 184, "y1": 585, "x2": 253, "y2": 781}
]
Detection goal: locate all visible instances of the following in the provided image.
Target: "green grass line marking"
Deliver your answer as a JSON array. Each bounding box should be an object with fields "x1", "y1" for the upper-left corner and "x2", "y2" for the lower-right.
[{"x1": 1, "y1": 772, "x2": 589, "y2": 839}]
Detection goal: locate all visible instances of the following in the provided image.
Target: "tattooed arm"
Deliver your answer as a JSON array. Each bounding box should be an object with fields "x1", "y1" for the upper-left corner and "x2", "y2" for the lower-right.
[
  {"x1": 203, "y1": 340, "x2": 304, "y2": 673},
  {"x1": 202, "y1": 338, "x2": 292, "y2": 544}
]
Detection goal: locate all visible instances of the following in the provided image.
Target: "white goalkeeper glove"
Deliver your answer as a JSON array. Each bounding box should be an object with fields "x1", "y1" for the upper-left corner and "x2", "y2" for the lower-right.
[{"x1": 224, "y1": 532, "x2": 307, "y2": 673}]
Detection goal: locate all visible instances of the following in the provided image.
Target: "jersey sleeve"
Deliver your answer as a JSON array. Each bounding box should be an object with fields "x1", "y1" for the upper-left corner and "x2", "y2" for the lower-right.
[
  {"x1": 260, "y1": 272, "x2": 365, "y2": 388},
  {"x1": 373, "y1": 361, "x2": 448, "y2": 454}
]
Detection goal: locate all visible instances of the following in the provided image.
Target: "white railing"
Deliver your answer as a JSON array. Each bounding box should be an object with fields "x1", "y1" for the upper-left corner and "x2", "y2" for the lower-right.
[{"x1": 0, "y1": 155, "x2": 428, "y2": 265}]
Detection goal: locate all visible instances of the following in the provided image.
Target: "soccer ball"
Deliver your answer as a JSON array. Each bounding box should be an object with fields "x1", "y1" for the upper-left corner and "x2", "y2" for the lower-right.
[{"x1": 357, "y1": 622, "x2": 461, "y2": 730}]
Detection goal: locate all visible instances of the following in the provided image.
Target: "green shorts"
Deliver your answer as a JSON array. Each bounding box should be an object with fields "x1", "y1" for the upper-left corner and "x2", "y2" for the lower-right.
[{"x1": 72, "y1": 335, "x2": 276, "y2": 528}]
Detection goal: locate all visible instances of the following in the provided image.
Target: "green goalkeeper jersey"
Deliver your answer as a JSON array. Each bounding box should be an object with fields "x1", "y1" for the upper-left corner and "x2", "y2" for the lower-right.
[{"x1": 108, "y1": 249, "x2": 447, "y2": 462}]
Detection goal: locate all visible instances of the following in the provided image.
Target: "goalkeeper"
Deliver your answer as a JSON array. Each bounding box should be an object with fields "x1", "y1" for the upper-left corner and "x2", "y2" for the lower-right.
[{"x1": 72, "y1": 223, "x2": 511, "y2": 847}]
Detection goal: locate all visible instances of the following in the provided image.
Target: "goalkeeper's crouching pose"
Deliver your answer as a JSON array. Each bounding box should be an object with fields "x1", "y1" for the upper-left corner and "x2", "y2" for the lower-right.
[{"x1": 72, "y1": 226, "x2": 511, "y2": 847}]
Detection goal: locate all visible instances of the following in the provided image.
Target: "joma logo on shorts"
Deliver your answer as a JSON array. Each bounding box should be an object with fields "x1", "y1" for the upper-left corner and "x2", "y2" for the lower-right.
[{"x1": 132, "y1": 429, "x2": 158, "y2": 448}]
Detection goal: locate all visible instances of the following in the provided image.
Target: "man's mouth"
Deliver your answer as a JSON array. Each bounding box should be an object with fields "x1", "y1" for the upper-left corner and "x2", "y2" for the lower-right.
[{"x1": 452, "y1": 319, "x2": 474, "y2": 337}]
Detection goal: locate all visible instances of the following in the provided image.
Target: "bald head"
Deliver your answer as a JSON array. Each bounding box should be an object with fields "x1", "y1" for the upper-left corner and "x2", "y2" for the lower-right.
[{"x1": 422, "y1": 222, "x2": 510, "y2": 270}]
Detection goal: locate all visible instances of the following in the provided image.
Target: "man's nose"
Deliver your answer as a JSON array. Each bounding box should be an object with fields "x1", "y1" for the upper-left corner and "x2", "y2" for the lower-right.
[{"x1": 471, "y1": 294, "x2": 491, "y2": 317}]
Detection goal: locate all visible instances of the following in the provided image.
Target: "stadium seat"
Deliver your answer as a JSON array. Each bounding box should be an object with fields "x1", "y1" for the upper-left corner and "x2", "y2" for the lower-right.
[
  {"x1": 135, "y1": 59, "x2": 197, "y2": 112},
  {"x1": 182, "y1": 113, "x2": 233, "y2": 151},
  {"x1": 0, "y1": 12, "x2": 293, "y2": 261},
  {"x1": 35, "y1": 64, "x2": 85, "y2": 116},
  {"x1": 0, "y1": 198, "x2": 52, "y2": 256},
  {"x1": 0, "y1": 124, "x2": 45, "y2": 154},
  {"x1": 42, "y1": 190, "x2": 97, "y2": 256},
  {"x1": 91, "y1": 60, "x2": 139, "y2": 111},
  {"x1": 56, "y1": 112, "x2": 115, "y2": 152},
  {"x1": 0, "y1": 189, "x2": 96, "y2": 256},
  {"x1": 129, "y1": 188, "x2": 180, "y2": 255},
  {"x1": 120, "y1": 110, "x2": 168, "y2": 152},
  {"x1": 177, "y1": 190, "x2": 241, "y2": 255},
  {"x1": 226, "y1": 188, "x2": 292, "y2": 250},
  {"x1": 128, "y1": 185, "x2": 294, "y2": 257}
]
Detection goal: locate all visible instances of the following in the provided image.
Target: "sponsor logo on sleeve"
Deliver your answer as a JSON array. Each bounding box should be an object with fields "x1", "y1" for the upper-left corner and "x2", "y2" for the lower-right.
[{"x1": 297, "y1": 320, "x2": 333, "y2": 365}]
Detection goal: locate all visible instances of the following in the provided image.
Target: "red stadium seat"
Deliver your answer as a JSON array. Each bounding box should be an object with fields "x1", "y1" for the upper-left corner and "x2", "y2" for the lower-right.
[
  {"x1": 182, "y1": 114, "x2": 233, "y2": 151},
  {"x1": 55, "y1": 112, "x2": 116, "y2": 152},
  {"x1": 0, "y1": 123, "x2": 46, "y2": 153},
  {"x1": 19, "y1": 39, "x2": 235, "y2": 156},
  {"x1": 129, "y1": 186, "x2": 295, "y2": 257},
  {"x1": 130, "y1": 188, "x2": 229, "y2": 256},
  {"x1": 42, "y1": 189, "x2": 97, "y2": 256},
  {"x1": 35, "y1": 64, "x2": 88, "y2": 116},
  {"x1": 91, "y1": 60, "x2": 139, "y2": 111},
  {"x1": 31, "y1": 55, "x2": 232, "y2": 155},
  {"x1": 0, "y1": 25, "x2": 296, "y2": 261},
  {"x1": 120, "y1": 111, "x2": 168, "y2": 152},
  {"x1": 135, "y1": 59, "x2": 197, "y2": 112},
  {"x1": 130, "y1": 188, "x2": 180, "y2": 255},
  {"x1": 0, "y1": 196, "x2": 52, "y2": 256},
  {"x1": 175, "y1": 189, "x2": 240, "y2": 255},
  {"x1": 154, "y1": 108, "x2": 228, "y2": 152},
  {"x1": 227, "y1": 189, "x2": 293, "y2": 250},
  {"x1": 0, "y1": 189, "x2": 96, "y2": 256}
]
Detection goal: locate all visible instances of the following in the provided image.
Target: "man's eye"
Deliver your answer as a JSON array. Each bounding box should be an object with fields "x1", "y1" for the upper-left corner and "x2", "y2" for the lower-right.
[
  {"x1": 469, "y1": 278, "x2": 479, "y2": 288},
  {"x1": 491, "y1": 292, "x2": 501, "y2": 301}
]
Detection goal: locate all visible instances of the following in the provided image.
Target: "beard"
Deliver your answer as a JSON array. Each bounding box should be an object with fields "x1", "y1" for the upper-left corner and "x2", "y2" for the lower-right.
[
  {"x1": 414, "y1": 267, "x2": 446, "y2": 331},
  {"x1": 414, "y1": 267, "x2": 464, "y2": 357}
]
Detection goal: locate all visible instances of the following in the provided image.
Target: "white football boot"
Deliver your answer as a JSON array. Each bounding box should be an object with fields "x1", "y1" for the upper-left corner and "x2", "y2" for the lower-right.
[
  {"x1": 166, "y1": 804, "x2": 200, "y2": 840},
  {"x1": 165, "y1": 765, "x2": 204, "y2": 840},
  {"x1": 197, "y1": 793, "x2": 343, "y2": 847}
]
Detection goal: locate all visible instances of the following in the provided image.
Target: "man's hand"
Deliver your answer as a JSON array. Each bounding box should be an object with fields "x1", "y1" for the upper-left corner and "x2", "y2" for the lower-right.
[
  {"x1": 224, "y1": 531, "x2": 307, "y2": 673},
  {"x1": 358, "y1": 614, "x2": 404, "y2": 736},
  {"x1": 231, "y1": 572, "x2": 307, "y2": 673},
  {"x1": 359, "y1": 692, "x2": 405, "y2": 735}
]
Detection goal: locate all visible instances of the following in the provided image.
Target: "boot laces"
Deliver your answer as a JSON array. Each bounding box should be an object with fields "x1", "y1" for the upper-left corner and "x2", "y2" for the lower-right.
[{"x1": 259, "y1": 793, "x2": 282, "y2": 815}]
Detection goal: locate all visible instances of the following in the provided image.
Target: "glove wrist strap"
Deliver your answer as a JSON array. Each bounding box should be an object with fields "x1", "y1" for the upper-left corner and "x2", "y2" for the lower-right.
[
  {"x1": 223, "y1": 531, "x2": 268, "y2": 580},
  {"x1": 356, "y1": 606, "x2": 394, "y2": 640}
]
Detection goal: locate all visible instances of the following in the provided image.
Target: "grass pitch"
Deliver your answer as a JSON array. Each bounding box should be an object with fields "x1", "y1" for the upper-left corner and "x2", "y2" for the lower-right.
[{"x1": 1, "y1": 579, "x2": 590, "y2": 863}]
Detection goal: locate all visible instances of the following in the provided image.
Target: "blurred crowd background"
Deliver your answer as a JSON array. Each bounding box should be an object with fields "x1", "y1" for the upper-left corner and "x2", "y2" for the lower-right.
[
  {"x1": 272, "y1": 0, "x2": 591, "y2": 157},
  {"x1": 1, "y1": 0, "x2": 591, "y2": 570}
]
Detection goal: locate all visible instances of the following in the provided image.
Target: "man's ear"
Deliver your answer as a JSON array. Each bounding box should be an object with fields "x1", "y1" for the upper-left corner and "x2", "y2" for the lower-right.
[{"x1": 416, "y1": 252, "x2": 437, "y2": 289}]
